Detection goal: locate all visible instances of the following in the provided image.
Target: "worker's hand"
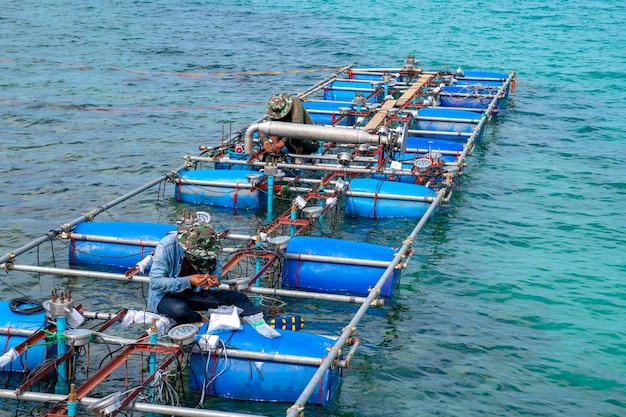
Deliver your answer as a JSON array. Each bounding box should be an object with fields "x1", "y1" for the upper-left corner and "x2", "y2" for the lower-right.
[
  {"x1": 190, "y1": 273, "x2": 219, "y2": 289},
  {"x1": 125, "y1": 265, "x2": 140, "y2": 279},
  {"x1": 263, "y1": 140, "x2": 285, "y2": 154},
  {"x1": 273, "y1": 141, "x2": 285, "y2": 152}
]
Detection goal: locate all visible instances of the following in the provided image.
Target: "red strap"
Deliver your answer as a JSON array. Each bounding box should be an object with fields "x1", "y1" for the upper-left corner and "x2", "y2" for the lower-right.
[
  {"x1": 3, "y1": 327, "x2": 10, "y2": 355},
  {"x1": 233, "y1": 182, "x2": 239, "y2": 209}
]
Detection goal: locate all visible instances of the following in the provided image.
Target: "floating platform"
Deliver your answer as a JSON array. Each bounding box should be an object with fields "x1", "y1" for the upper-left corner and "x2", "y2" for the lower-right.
[{"x1": 0, "y1": 55, "x2": 515, "y2": 417}]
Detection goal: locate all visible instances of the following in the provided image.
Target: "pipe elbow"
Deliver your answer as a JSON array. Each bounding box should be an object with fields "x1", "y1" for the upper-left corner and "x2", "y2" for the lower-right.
[{"x1": 244, "y1": 123, "x2": 261, "y2": 154}]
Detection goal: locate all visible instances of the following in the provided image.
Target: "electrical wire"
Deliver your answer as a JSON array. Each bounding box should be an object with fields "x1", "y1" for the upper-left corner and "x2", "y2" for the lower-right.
[{"x1": 8, "y1": 297, "x2": 45, "y2": 315}]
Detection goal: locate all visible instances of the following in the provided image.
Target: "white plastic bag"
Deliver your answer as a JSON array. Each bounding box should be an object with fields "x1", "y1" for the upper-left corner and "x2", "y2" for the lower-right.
[{"x1": 207, "y1": 305, "x2": 243, "y2": 333}]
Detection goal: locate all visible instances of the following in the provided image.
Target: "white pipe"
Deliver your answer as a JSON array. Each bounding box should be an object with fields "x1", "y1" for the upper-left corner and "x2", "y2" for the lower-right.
[{"x1": 244, "y1": 121, "x2": 382, "y2": 154}]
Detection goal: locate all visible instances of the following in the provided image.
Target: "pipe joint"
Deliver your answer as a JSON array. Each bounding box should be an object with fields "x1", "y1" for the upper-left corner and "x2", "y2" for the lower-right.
[{"x1": 286, "y1": 404, "x2": 305, "y2": 417}]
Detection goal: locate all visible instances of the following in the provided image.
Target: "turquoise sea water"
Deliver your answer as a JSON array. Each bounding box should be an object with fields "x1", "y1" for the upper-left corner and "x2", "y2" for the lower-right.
[{"x1": 1, "y1": 1, "x2": 625, "y2": 416}]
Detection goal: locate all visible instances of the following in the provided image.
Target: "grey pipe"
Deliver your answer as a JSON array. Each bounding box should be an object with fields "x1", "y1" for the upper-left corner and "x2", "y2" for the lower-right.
[
  {"x1": 244, "y1": 121, "x2": 383, "y2": 154},
  {"x1": 1, "y1": 264, "x2": 383, "y2": 305},
  {"x1": 0, "y1": 389, "x2": 262, "y2": 417},
  {"x1": 282, "y1": 253, "x2": 396, "y2": 268},
  {"x1": 0, "y1": 166, "x2": 185, "y2": 266},
  {"x1": 285, "y1": 188, "x2": 447, "y2": 417}
]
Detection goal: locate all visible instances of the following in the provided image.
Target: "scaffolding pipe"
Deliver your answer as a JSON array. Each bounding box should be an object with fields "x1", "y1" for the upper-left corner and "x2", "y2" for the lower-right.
[
  {"x1": 0, "y1": 166, "x2": 186, "y2": 266},
  {"x1": 244, "y1": 121, "x2": 384, "y2": 155},
  {"x1": 190, "y1": 155, "x2": 458, "y2": 177},
  {"x1": 457, "y1": 75, "x2": 508, "y2": 81},
  {"x1": 0, "y1": 389, "x2": 263, "y2": 417},
  {"x1": 282, "y1": 252, "x2": 399, "y2": 268},
  {"x1": 1, "y1": 264, "x2": 383, "y2": 305},
  {"x1": 63, "y1": 232, "x2": 254, "y2": 247},
  {"x1": 413, "y1": 115, "x2": 481, "y2": 123},
  {"x1": 298, "y1": 64, "x2": 353, "y2": 99},
  {"x1": 344, "y1": 190, "x2": 436, "y2": 202},
  {"x1": 64, "y1": 233, "x2": 161, "y2": 247},
  {"x1": 176, "y1": 179, "x2": 255, "y2": 189},
  {"x1": 195, "y1": 347, "x2": 351, "y2": 368},
  {"x1": 286, "y1": 187, "x2": 447, "y2": 417},
  {"x1": 0, "y1": 327, "x2": 37, "y2": 337},
  {"x1": 241, "y1": 286, "x2": 384, "y2": 306},
  {"x1": 455, "y1": 72, "x2": 514, "y2": 164},
  {"x1": 408, "y1": 129, "x2": 471, "y2": 137}
]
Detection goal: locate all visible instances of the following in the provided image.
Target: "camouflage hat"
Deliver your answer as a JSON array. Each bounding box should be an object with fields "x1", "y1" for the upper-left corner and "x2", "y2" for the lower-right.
[
  {"x1": 177, "y1": 223, "x2": 221, "y2": 273},
  {"x1": 266, "y1": 93, "x2": 293, "y2": 120}
]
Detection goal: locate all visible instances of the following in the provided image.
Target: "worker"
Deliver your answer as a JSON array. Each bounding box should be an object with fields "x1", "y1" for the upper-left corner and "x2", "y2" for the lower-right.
[
  {"x1": 148, "y1": 222, "x2": 279, "y2": 338},
  {"x1": 262, "y1": 93, "x2": 319, "y2": 155}
]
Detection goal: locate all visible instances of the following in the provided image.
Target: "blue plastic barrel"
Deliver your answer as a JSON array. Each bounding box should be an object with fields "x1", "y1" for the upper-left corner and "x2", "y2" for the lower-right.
[
  {"x1": 282, "y1": 236, "x2": 400, "y2": 297},
  {"x1": 345, "y1": 178, "x2": 438, "y2": 219},
  {"x1": 175, "y1": 169, "x2": 260, "y2": 209},
  {"x1": 0, "y1": 301, "x2": 47, "y2": 372},
  {"x1": 188, "y1": 323, "x2": 342, "y2": 405},
  {"x1": 415, "y1": 108, "x2": 484, "y2": 142},
  {"x1": 303, "y1": 101, "x2": 354, "y2": 126},
  {"x1": 69, "y1": 221, "x2": 175, "y2": 269},
  {"x1": 323, "y1": 80, "x2": 380, "y2": 102},
  {"x1": 406, "y1": 136, "x2": 464, "y2": 160}
]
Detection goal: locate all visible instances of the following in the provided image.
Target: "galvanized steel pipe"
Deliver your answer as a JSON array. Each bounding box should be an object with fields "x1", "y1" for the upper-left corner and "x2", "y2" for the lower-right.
[
  {"x1": 0, "y1": 389, "x2": 262, "y2": 417},
  {"x1": 285, "y1": 188, "x2": 447, "y2": 417}
]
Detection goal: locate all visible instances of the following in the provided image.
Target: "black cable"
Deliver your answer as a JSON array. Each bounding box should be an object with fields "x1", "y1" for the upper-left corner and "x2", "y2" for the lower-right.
[{"x1": 9, "y1": 297, "x2": 45, "y2": 315}]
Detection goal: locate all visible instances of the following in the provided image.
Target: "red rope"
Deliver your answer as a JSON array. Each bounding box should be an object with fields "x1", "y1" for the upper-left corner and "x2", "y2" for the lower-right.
[
  {"x1": 3, "y1": 327, "x2": 10, "y2": 354},
  {"x1": 207, "y1": 351, "x2": 220, "y2": 394},
  {"x1": 233, "y1": 182, "x2": 239, "y2": 209}
]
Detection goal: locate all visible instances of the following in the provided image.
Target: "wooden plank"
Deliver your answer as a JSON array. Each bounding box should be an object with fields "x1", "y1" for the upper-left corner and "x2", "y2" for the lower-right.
[
  {"x1": 362, "y1": 99, "x2": 397, "y2": 131},
  {"x1": 396, "y1": 74, "x2": 435, "y2": 107},
  {"x1": 362, "y1": 73, "x2": 435, "y2": 131}
]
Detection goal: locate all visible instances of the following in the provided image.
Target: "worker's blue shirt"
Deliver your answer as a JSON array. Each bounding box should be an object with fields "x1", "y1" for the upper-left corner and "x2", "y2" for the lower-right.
[{"x1": 147, "y1": 232, "x2": 222, "y2": 313}]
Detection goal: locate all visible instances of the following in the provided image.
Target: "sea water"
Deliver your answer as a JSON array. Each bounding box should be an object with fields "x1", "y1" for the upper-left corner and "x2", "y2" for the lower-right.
[{"x1": 1, "y1": 0, "x2": 625, "y2": 416}]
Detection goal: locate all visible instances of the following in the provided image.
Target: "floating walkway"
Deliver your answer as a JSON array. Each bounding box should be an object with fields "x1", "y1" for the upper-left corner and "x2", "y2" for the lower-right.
[{"x1": 0, "y1": 55, "x2": 515, "y2": 417}]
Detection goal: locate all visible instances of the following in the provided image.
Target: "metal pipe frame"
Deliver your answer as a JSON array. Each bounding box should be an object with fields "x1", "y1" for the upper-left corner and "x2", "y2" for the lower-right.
[
  {"x1": 285, "y1": 187, "x2": 447, "y2": 417},
  {"x1": 193, "y1": 346, "x2": 351, "y2": 369},
  {"x1": 2, "y1": 263, "x2": 383, "y2": 305},
  {"x1": 412, "y1": 115, "x2": 481, "y2": 123},
  {"x1": 282, "y1": 252, "x2": 400, "y2": 268},
  {"x1": 408, "y1": 129, "x2": 471, "y2": 137},
  {"x1": 0, "y1": 165, "x2": 186, "y2": 266},
  {"x1": 344, "y1": 190, "x2": 436, "y2": 202},
  {"x1": 285, "y1": 72, "x2": 516, "y2": 416}
]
